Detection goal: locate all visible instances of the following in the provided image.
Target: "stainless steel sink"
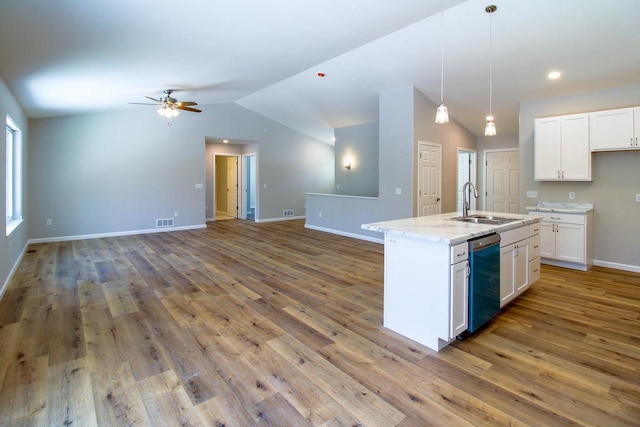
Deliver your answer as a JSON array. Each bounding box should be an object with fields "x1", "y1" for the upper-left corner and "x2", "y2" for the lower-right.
[{"x1": 450, "y1": 214, "x2": 521, "y2": 225}]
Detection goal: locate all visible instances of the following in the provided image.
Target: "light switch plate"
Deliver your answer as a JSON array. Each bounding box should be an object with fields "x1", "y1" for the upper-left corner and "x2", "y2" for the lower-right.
[
  {"x1": 526, "y1": 191, "x2": 538, "y2": 198},
  {"x1": 636, "y1": 193, "x2": 640, "y2": 202},
  {"x1": 569, "y1": 192, "x2": 575, "y2": 200}
]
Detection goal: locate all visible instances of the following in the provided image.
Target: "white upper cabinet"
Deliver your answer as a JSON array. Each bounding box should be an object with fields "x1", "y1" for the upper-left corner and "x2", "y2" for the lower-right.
[
  {"x1": 590, "y1": 107, "x2": 640, "y2": 151},
  {"x1": 534, "y1": 113, "x2": 591, "y2": 181}
]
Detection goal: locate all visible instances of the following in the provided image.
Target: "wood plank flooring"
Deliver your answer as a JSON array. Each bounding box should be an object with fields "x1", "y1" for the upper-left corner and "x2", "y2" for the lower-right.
[{"x1": 1, "y1": 219, "x2": 639, "y2": 426}]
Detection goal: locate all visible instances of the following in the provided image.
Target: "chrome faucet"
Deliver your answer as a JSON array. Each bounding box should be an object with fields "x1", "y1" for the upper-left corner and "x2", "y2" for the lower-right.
[{"x1": 462, "y1": 181, "x2": 479, "y2": 217}]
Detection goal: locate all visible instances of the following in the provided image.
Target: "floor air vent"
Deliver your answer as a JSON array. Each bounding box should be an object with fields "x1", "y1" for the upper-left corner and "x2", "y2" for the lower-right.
[
  {"x1": 283, "y1": 209, "x2": 294, "y2": 217},
  {"x1": 156, "y1": 218, "x2": 175, "y2": 228}
]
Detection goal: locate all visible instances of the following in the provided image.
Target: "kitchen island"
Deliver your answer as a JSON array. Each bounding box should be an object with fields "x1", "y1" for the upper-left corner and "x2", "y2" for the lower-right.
[{"x1": 362, "y1": 211, "x2": 542, "y2": 352}]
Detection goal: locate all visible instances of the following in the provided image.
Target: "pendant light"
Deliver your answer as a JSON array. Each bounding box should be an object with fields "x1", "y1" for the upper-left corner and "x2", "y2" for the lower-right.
[
  {"x1": 484, "y1": 5, "x2": 497, "y2": 136},
  {"x1": 435, "y1": 0, "x2": 449, "y2": 123}
]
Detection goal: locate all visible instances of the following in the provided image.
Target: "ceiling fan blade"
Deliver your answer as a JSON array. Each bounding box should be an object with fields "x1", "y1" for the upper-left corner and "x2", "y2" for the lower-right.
[
  {"x1": 177, "y1": 101, "x2": 198, "y2": 106},
  {"x1": 176, "y1": 106, "x2": 202, "y2": 113},
  {"x1": 145, "y1": 96, "x2": 161, "y2": 102}
]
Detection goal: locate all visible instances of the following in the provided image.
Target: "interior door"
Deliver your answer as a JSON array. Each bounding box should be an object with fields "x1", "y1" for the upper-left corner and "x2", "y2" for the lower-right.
[
  {"x1": 226, "y1": 157, "x2": 238, "y2": 218},
  {"x1": 417, "y1": 141, "x2": 441, "y2": 216},
  {"x1": 485, "y1": 150, "x2": 519, "y2": 213}
]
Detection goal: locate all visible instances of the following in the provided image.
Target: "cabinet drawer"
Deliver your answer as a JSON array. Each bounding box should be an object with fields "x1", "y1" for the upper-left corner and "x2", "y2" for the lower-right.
[
  {"x1": 541, "y1": 212, "x2": 585, "y2": 225},
  {"x1": 529, "y1": 234, "x2": 541, "y2": 260},
  {"x1": 529, "y1": 257, "x2": 541, "y2": 283},
  {"x1": 500, "y1": 226, "x2": 530, "y2": 247},
  {"x1": 451, "y1": 242, "x2": 468, "y2": 263},
  {"x1": 529, "y1": 222, "x2": 541, "y2": 236}
]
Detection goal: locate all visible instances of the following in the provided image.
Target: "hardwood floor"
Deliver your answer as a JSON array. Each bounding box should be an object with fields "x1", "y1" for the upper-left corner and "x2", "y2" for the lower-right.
[{"x1": 1, "y1": 219, "x2": 639, "y2": 426}]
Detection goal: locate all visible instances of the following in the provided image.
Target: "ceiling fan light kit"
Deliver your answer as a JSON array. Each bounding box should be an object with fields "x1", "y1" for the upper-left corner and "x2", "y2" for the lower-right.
[{"x1": 131, "y1": 89, "x2": 201, "y2": 122}]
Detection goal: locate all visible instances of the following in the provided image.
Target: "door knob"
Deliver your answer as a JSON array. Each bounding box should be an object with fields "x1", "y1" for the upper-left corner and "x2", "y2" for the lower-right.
[{"x1": 436, "y1": 198, "x2": 441, "y2": 202}]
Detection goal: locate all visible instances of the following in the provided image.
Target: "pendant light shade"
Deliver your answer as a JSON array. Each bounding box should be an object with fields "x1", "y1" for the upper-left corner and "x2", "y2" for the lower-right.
[
  {"x1": 435, "y1": 1, "x2": 449, "y2": 124},
  {"x1": 484, "y1": 5, "x2": 497, "y2": 136},
  {"x1": 436, "y1": 103, "x2": 449, "y2": 123},
  {"x1": 484, "y1": 115, "x2": 496, "y2": 136}
]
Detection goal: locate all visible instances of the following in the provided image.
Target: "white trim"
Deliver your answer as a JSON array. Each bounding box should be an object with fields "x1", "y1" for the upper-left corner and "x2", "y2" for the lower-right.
[
  {"x1": 256, "y1": 215, "x2": 305, "y2": 223},
  {"x1": 304, "y1": 223, "x2": 383, "y2": 244},
  {"x1": 28, "y1": 224, "x2": 207, "y2": 244},
  {"x1": 541, "y1": 258, "x2": 588, "y2": 272},
  {"x1": 0, "y1": 241, "x2": 28, "y2": 299},
  {"x1": 593, "y1": 259, "x2": 640, "y2": 273}
]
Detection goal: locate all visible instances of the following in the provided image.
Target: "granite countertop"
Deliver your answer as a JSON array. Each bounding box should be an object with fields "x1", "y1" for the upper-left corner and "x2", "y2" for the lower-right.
[
  {"x1": 525, "y1": 201, "x2": 594, "y2": 214},
  {"x1": 361, "y1": 210, "x2": 542, "y2": 245}
]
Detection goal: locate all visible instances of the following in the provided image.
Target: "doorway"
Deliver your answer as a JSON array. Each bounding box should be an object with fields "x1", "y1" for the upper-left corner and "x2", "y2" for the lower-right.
[
  {"x1": 417, "y1": 141, "x2": 442, "y2": 216},
  {"x1": 243, "y1": 154, "x2": 256, "y2": 220},
  {"x1": 214, "y1": 154, "x2": 240, "y2": 220},
  {"x1": 457, "y1": 149, "x2": 477, "y2": 212},
  {"x1": 484, "y1": 149, "x2": 519, "y2": 213}
]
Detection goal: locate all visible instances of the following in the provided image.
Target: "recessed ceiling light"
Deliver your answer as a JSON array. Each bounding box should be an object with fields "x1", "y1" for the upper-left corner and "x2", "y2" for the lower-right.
[{"x1": 548, "y1": 71, "x2": 561, "y2": 80}]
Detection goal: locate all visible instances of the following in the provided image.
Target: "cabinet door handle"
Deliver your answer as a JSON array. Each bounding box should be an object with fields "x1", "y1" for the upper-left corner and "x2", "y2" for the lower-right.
[
  {"x1": 557, "y1": 171, "x2": 561, "y2": 179},
  {"x1": 632, "y1": 137, "x2": 634, "y2": 147},
  {"x1": 534, "y1": 245, "x2": 539, "y2": 249},
  {"x1": 550, "y1": 216, "x2": 561, "y2": 220},
  {"x1": 457, "y1": 252, "x2": 466, "y2": 258}
]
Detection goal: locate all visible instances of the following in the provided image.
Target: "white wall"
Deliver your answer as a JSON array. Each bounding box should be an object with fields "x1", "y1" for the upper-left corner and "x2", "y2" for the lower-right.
[
  {"x1": 0, "y1": 76, "x2": 29, "y2": 295},
  {"x1": 28, "y1": 103, "x2": 334, "y2": 240},
  {"x1": 519, "y1": 84, "x2": 640, "y2": 270}
]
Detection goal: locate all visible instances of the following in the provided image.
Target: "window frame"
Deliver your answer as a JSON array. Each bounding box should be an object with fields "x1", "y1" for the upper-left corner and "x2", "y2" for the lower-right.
[{"x1": 6, "y1": 115, "x2": 22, "y2": 236}]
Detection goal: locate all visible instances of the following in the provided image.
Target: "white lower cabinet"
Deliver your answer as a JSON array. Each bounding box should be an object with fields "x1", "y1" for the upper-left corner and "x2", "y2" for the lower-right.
[
  {"x1": 539, "y1": 211, "x2": 592, "y2": 270},
  {"x1": 500, "y1": 223, "x2": 540, "y2": 307},
  {"x1": 450, "y1": 253, "x2": 469, "y2": 338}
]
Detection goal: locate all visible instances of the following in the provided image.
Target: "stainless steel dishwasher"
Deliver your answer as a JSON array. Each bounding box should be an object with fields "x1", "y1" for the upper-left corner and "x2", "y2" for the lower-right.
[{"x1": 467, "y1": 233, "x2": 501, "y2": 333}]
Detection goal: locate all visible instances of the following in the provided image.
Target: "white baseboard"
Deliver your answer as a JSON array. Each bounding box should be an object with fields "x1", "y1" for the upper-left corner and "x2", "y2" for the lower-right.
[
  {"x1": 593, "y1": 259, "x2": 640, "y2": 273},
  {"x1": 1, "y1": 243, "x2": 29, "y2": 299},
  {"x1": 256, "y1": 215, "x2": 306, "y2": 223},
  {"x1": 28, "y1": 224, "x2": 207, "y2": 244},
  {"x1": 304, "y1": 224, "x2": 383, "y2": 244}
]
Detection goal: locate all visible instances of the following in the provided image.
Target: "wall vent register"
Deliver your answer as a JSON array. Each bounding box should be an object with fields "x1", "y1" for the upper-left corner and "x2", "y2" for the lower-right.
[{"x1": 156, "y1": 218, "x2": 175, "y2": 228}]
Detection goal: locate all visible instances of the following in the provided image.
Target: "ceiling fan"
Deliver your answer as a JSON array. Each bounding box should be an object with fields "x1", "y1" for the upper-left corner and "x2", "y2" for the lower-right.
[{"x1": 131, "y1": 89, "x2": 201, "y2": 118}]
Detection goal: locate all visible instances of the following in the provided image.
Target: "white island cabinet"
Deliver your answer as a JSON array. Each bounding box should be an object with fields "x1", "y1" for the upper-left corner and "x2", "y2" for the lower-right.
[{"x1": 362, "y1": 211, "x2": 542, "y2": 352}]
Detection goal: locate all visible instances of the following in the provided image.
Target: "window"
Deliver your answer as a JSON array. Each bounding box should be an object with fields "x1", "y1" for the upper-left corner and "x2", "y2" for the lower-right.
[{"x1": 6, "y1": 115, "x2": 22, "y2": 235}]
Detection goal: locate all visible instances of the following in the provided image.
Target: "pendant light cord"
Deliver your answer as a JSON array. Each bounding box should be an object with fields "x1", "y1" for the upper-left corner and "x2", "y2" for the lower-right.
[
  {"x1": 488, "y1": 8, "x2": 493, "y2": 117},
  {"x1": 440, "y1": 0, "x2": 444, "y2": 104}
]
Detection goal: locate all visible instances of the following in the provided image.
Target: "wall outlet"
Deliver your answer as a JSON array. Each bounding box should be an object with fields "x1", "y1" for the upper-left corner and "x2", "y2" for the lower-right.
[
  {"x1": 526, "y1": 191, "x2": 538, "y2": 198},
  {"x1": 174, "y1": 211, "x2": 179, "y2": 217},
  {"x1": 336, "y1": 184, "x2": 340, "y2": 189},
  {"x1": 195, "y1": 183, "x2": 203, "y2": 189},
  {"x1": 395, "y1": 188, "x2": 402, "y2": 195},
  {"x1": 636, "y1": 193, "x2": 640, "y2": 202},
  {"x1": 46, "y1": 219, "x2": 52, "y2": 226},
  {"x1": 569, "y1": 192, "x2": 575, "y2": 200},
  {"x1": 318, "y1": 212, "x2": 323, "y2": 218}
]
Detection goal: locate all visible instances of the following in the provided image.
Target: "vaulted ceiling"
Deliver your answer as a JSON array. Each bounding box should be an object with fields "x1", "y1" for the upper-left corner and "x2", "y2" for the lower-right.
[{"x1": 2, "y1": 0, "x2": 639, "y2": 143}]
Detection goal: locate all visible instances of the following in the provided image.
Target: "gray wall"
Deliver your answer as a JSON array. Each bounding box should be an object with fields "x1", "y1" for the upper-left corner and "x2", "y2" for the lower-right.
[
  {"x1": 305, "y1": 86, "x2": 477, "y2": 240},
  {"x1": 1, "y1": 76, "x2": 29, "y2": 293},
  {"x1": 413, "y1": 88, "x2": 477, "y2": 214},
  {"x1": 334, "y1": 122, "x2": 379, "y2": 197},
  {"x1": 519, "y1": 84, "x2": 640, "y2": 269},
  {"x1": 28, "y1": 103, "x2": 334, "y2": 239}
]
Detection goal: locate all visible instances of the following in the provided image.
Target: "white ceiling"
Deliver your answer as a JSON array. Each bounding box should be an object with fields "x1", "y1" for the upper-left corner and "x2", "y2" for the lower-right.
[{"x1": 2, "y1": 0, "x2": 640, "y2": 144}]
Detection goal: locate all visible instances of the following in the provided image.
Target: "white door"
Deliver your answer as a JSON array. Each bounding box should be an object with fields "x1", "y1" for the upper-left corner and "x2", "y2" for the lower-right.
[
  {"x1": 485, "y1": 150, "x2": 519, "y2": 213},
  {"x1": 226, "y1": 157, "x2": 238, "y2": 218},
  {"x1": 417, "y1": 142, "x2": 441, "y2": 216}
]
